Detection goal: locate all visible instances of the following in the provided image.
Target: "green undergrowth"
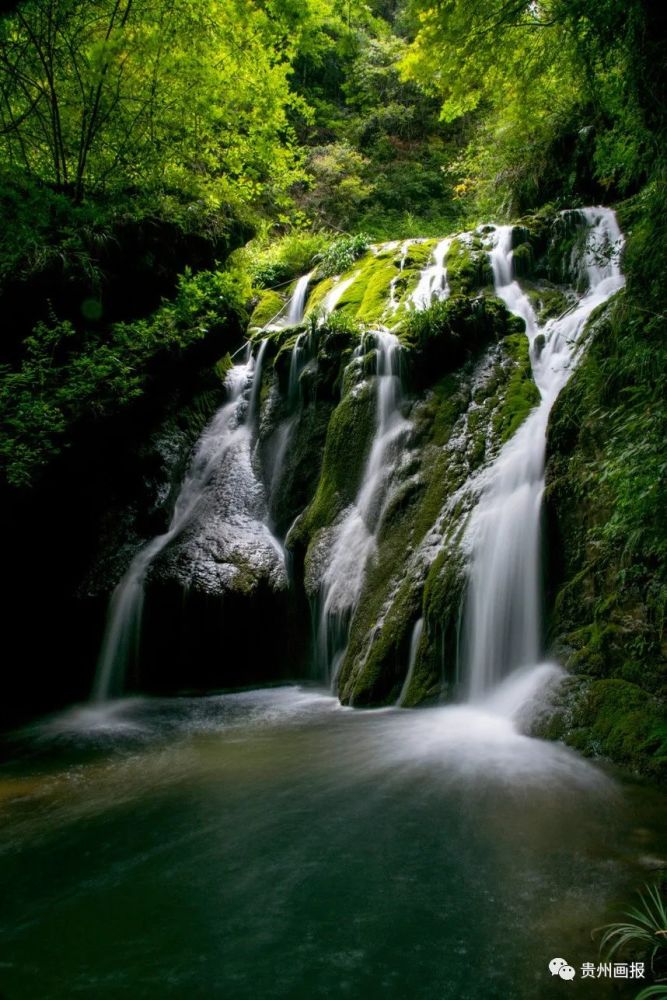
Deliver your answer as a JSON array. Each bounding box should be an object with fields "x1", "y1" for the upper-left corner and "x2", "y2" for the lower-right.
[
  {"x1": 0, "y1": 268, "x2": 248, "y2": 487},
  {"x1": 249, "y1": 289, "x2": 285, "y2": 329}
]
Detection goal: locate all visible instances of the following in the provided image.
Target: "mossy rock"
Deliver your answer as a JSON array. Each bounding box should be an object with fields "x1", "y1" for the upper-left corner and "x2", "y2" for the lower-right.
[
  {"x1": 401, "y1": 295, "x2": 524, "y2": 389},
  {"x1": 491, "y1": 332, "x2": 540, "y2": 443},
  {"x1": 401, "y1": 239, "x2": 438, "y2": 270},
  {"x1": 511, "y1": 242, "x2": 533, "y2": 279},
  {"x1": 446, "y1": 237, "x2": 493, "y2": 296},
  {"x1": 566, "y1": 678, "x2": 666, "y2": 780},
  {"x1": 303, "y1": 275, "x2": 337, "y2": 317},
  {"x1": 294, "y1": 379, "x2": 376, "y2": 546},
  {"x1": 339, "y1": 566, "x2": 423, "y2": 706},
  {"x1": 248, "y1": 289, "x2": 285, "y2": 329},
  {"x1": 356, "y1": 259, "x2": 402, "y2": 324},
  {"x1": 524, "y1": 282, "x2": 570, "y2": 324},
  {"x1": 544, "y1": 211, "x2": 591, "y2": 290}
]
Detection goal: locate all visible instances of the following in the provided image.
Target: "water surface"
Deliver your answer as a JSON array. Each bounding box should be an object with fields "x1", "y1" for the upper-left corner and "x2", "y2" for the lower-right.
[{"x1": 0, "y1": 684, "x2": 663, "y2": 999}]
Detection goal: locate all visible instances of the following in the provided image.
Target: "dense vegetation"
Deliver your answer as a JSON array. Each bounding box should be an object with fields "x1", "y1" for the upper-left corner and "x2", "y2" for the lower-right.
[{"x1": 1, "y1": 0, "x2": 664, "y2": 488}]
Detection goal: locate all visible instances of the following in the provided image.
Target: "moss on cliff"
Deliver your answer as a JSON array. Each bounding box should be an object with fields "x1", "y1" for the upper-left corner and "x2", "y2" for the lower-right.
[
  {"x1": 446, "y1": 236, "x2": 493, "y2": 296},
  {"x1": 543, "y1": 185, "x2": 666, "y2": 777},
  {"x1": 491, "y1": 332, "x2": 541, "y2": 442},
  {"x1": 338, "y1": 312, "x2": 538, "y2": 707},
  {"x1": 248, "y1": 289, "x2": 285, "y2": 329}
]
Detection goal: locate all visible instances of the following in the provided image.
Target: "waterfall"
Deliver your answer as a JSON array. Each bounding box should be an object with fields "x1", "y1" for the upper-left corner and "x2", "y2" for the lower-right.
[
  {"x1": 321, "y1": 271, "x2": 360, "y2": 318},
  {"x1": 316, "y1": 331, "x2": 409, "y2": 685},
  {"x1": 462, "y1": 208, "x2": 624, "y2": 700},
  {"x1": 92, "y1": 342, "x2": 270, "y2": 703},
  {"x1": 412, "y1": 238, "x2": 451, "y2": 310},
  {"x1": 246, "y1": 337, "x2": 269, "y2": 423},
  {"x1": 262, "y1": 271, "x2": 313, "y2": 331},
  {"x1": 285, "y1": 271, "x2": 313, "y2": 326},
  {"x1": 267, "y1": 333, "x2": 311, "y2": 521},
  {"x1": 398, "y1": 618, "x2": 423, "y2": 706}
]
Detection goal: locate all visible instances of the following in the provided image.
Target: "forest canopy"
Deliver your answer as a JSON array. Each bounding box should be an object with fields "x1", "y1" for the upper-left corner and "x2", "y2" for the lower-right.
[
  {"x1": 0, "y1": 0, "x2": 306, "y2": 211},
  {"x1": 0, "y1": 0, "x2": 663, "y2": 230}
]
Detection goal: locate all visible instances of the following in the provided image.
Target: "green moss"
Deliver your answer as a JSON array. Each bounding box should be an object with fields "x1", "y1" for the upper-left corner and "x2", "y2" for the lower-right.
[
  {"x1": 418, "y1": 549, "x2": 466, "y2": 696},
  {"x1": 510, "y1": 242, "x2": 533, "y2": 278},
  {"x1": 356, "y1": 259, "x2": 401, "y2": 324},
  {"x1": 428, "y1": 373, "x2": 469, "y2": 446},
  {"x1": 524, "y1": 282, "x2": 570, "y2": 324},
  {"x1": 402, "y1": 239, "x2": 438, "y2": 269},
  {"x1": 339, "y1": 561, "x2": 422, "y2": 706},
  {"x1": 565, "y1": 620, "x2": 623, "y2": 676},
  {"x1": 248, "y1": 289, "x2": 285, "y2": 329},
  {"x1": 214, "y1": 352, "x2": 233, "y2": 381},
  {"x1": 566, "y1": 679, "x2": 666, "y2": 780},
  {"x1": 332, "y1": 260, "x2": 372, "y2": 318},
  {"x1": 401, "y1": 295, "x2": 523, "y2": 388},
  {"x1": 544, "y1": 212, "x2": 590, "y2": 290},
  {"x1": 446, "y1": 237, "x2": 493, "y2": 296},
  {"x1": 492, "y1": 332, "x2": 540, "y2": 442},
  {"x1": 297, "y1": 380, "x2": 375, "y2": 541},
  {"x1": 375, "y1": 239, "x2": 440, "y2": 309},
  {"x1": 303, "y1": 275, "x2": 336, "y2": 317}
]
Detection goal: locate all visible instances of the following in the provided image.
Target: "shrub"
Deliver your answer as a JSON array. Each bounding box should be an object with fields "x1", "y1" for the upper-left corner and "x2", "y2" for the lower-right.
[{"x1": 317, "y1": 234, "x2": 371, "y2": 279}]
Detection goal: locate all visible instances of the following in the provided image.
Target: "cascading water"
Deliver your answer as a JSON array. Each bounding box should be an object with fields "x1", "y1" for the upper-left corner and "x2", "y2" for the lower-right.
[
  {"x1": 316, "y1": 331, "x2": 408, "y2": 685},
  {"x1": 462, "y1": 208, "x2": 624, "y2": 700},
  {"x1": 284, "y1": 271, "x2": 313, "y2": 326},
  {"x1": 412, "y1": 238, "x2": 451, "y2": 309},
  {"x1": 398, "y1": 617, "x2": 423, "y2": 706},
  {"x1": 262, "y1": 270, "x2": 313, "y2": 331},
  {"x1": 320, "y1": 271, "x2": 360, "y2": 318},
  {"x1": 92, "y1": 341, "x2": 271, "y2": 703},
  {"x1": 267, "y1": 330, "x2": 313, "y2": 521}
]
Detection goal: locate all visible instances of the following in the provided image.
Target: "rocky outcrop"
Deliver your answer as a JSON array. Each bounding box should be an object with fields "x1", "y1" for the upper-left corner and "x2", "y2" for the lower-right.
[{"x1": 541, "y1": 297, "x2": 666, "y2": 780}]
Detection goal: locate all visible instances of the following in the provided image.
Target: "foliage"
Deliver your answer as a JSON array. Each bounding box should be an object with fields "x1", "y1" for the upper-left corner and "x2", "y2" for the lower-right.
[
  {"x1": 235, "y1": 230, "x2": 331, "y2": 289},
  {"x1": 317, "y1": 233, "x2": 370, "y2": 277},
  {"x1": 286, "y1": 0, "x2": 466, "y2": 233},
  {"x1": 0, "y1": 268, "x2": 248, "y2": 486},
  {"x1": 301, "y1": 143, "x2": 375, "y2": 227},
  {"x1": 402, "y1": 0, "x2": 666, "y2": 213},
  {"x1": 0, "y1": 0, "x2": 305, "y2": 215},
  {"x1": 595, "y1": 881, "x2": 667, "y2": 973}
]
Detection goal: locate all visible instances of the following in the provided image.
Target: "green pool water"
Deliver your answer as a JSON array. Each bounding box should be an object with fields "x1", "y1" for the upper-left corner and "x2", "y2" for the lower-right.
[{"x1": 0, "y1": 686, "x2": 663, "y2": 999}]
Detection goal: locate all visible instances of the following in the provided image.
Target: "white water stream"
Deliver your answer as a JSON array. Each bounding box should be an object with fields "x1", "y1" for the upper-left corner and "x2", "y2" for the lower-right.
[
  {"x1": 316, "y1": 331, "x2": 409, "y2": 684},
  {"x1": 462, "y1": 208, "x2": 624, "y2": 699},
  {"x1": 92, "y1": 341, "x2": 273, "y2": 702},
  {"x1": 285, "y1": 271, "x2": 313, "y2": 326},
  {"x1": 412, "y1": 238, "x2": 451, "y2": 310}
]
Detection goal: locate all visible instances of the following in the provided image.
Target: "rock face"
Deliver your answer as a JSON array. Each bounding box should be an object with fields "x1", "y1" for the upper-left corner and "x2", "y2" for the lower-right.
[
  {"x1": 14, "y1": 208, "x2": 663, "y2": 779},
  {"x1": 541, "y1": 300, "x2": 666, "y2": 780}
]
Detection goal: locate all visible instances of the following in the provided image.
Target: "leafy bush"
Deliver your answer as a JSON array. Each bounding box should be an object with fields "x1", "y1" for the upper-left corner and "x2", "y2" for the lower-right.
[
  {"x1": 401, "y1": 296, "x2": 523, "y2": 387},
  {"x1": 317, "y1": 234, "x2": 371, "y2": 279},
  {"x1": 237, "y1": 230, "x2": 330, "y2": 290},
  {"x1": 301, "y1": 143, "x2": 375, "y2": 227},
  {"x1": 0, "y1": 268, "x2": 249, "y2": 487}
]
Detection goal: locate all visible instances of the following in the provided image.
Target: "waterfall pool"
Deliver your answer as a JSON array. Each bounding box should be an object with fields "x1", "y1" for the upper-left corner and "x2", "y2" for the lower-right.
[{"x1": 0, "y1": 681, "x2": 664, "y2": 999}]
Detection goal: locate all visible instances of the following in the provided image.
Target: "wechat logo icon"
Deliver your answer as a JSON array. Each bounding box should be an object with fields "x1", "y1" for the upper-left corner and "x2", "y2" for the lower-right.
[{"x1": 549, "y1": 958, "x2": 576, "y2": 981}]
